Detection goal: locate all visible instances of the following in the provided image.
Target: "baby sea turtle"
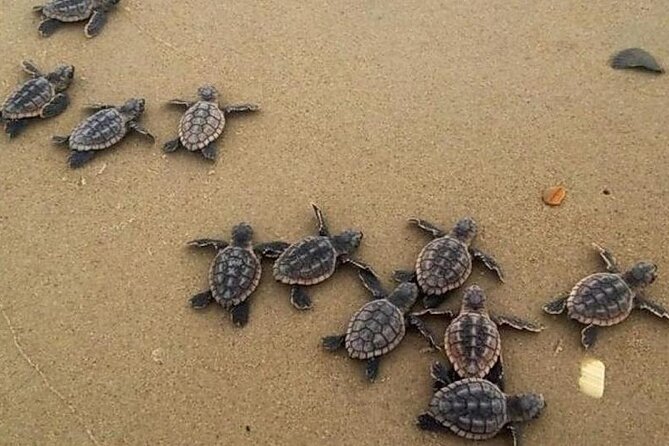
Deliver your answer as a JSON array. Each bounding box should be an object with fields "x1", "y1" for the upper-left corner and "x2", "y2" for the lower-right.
[
  {"x1": 417, "y1": 367, "x2": 545, "y2": 446},
  {"x1": 543, "y1": 243, "x2": 668, "y2": 349},
  {"x1": 610, "y1": 48, "x2": 664, "y2": 73},
  {"x1": 394, "y1": 217, "x2": 504, "y2": 308},
  {"x1": 33, "y1": 0, "x2": 120, "y2": 38},
  {"x1": 188, "y1": 223, "x2": 289, "y2": 327},
  {"x1": 273, "y1": 204, "x2": 367, "y2": 310},
  {"x1": 322, "y1": 268, "x2": 432, "y2": 380},
  {"x1": 52, "y1": 98, "x2": 154, "y2": 168},
  {"x1": 1, "y1": 60, "x2": 74, "y2": 138},
  {"x1": 163, "y1": 85, "x2": 259, "y2": 162},
  {"x1": 412, "y1": 285, "x2": 542, "y2": 389}
]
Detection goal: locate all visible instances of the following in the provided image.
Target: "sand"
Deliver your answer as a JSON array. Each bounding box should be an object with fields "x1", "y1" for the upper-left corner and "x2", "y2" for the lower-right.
[{"x1": 1, "y1": 1, "x2": 668, "y2": 445}]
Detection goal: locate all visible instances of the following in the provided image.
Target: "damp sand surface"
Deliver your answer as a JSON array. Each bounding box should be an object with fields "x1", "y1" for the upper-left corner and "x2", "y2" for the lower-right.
[{"x1": 1, "y1": 1, "x2": 668, "y2": 445}]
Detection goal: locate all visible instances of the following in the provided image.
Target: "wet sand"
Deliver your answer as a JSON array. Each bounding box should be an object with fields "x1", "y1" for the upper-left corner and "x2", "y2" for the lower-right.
[{"x1": 1, "y1": 1, "x2": 668, "y2": 445}]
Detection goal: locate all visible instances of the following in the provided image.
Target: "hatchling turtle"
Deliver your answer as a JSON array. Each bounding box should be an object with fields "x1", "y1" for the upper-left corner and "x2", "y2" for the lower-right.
[
  {"x1": 411, "y1": 285, "x2": 543, "y2": 390},
  {"x1": 543, "y1": 243, "x2": 668, "y2": 349},
  {"x1": 272, "y1": 204, "x2": 368, "y2": 310},
  {"x1": 188, "y1": 223, "x2": 289, "y2": 326},
  {"x1": 394, "y1": 217, "x2": 504, "y2": 308},
  {"x1": 52, "y1": 98, "x2": 154, "y2": 168},
  {"x1": 322, "y1": 267, "x2": 434, "y2": 380},
  {"x1": 163, "y1": 85, "x2": 259, "y2": 161},
  {"x1": 33, "y1": 0, "x2": 120, "y2": 38},
  {"x1": 417, "y1": 366, "x2": 545, "y2": 446},
  {"x1": 1, "y1": 60, "x2": 74, "y2": 138}
]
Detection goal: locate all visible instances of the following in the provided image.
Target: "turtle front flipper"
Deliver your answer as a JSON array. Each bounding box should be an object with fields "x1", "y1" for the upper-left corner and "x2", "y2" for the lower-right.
[
  {"x1": 201, "y1": 143, "x2": 218, "y2": 161},
  {"x1": 223, "y1": 103, "x2": 260, "y2": 114},
  {"x1": 230, "y1": 300, "x2": 250, "y2": 327},
  {"x1": 311, "y1": 203, "x2": 329, "y2": 236},
  {"x1": 85, "y1": 103, "x2": 114, "y2": 111},
  {"x1": 128, "y1": 121, "x2": 155, "y2": 143},
  {"x1": 416, "y1": 413, "x2": 445, "y2": 432},
  {"x1": 365, "y1": 357, "x2": 381, "y2": 381},
  {"x1": 542, "y1": 294, "x2": 568, "y2": 314},
  {"x1": 52, "y1": 134, "x2": 70, "y2": 145},
  {"x1": 405, "y1": 314, "x2": 441, "y2": 351},
  {"x1": 38, "y1": 18, "x2": 61, "y2": 37},
  {"x1": 592, "y1": 243, "x2": 620, "y2": 273},
  {"x1": 321, "y1": 334, "x2": 345, "y2": 352},
  {"x1": 508, "y1": 423, "x2": 523, "y2": 446},
  {"x1": 167, "y1": 99, "x2": 193, "y2": 108},
  {"x1": 634, "y1": 296, "x2": 669, "y2": 319},
  {"x1": 40, "y1": 93, "x2": 69, "y2": 118},
  {"x1": 190, "y1": 290, "x2": 214, "y2": 309},
  {"x1": 470, "y1": 248, "x2": 504, "y2": 282},
  {"x1": 84, "y1": 10, "x2": 108, "y2": 38},
  {"x1": 253, "y1": 241, "x2": 290, "y2": 259},
  {"x1": 290, "y1": 285, "x2": 312, "y2": 310},
  {"x1": 187, "y1": 239, "x2": 229, "y2": 250},
  {"x1": 163, "y1": 138, "x2": 183, "y2": 153},
  {"x1": 409, "y1": 218, "x2": 446, "y2": 238},
  {"x1": 492, "y1": 314, "x2": 544, "y2": 332},
  {"x1": 581, "y1": 324, "x2": 598, "y2": 349},
  {"x1": 348, "y1": 261, "x2": 385, "y2": 299},
  {"x1": 423, "y1": 293, "x2": 446, "y2": 309},
  {"x1": 21, "y1": 60, "x2": 42, "y2": 77},
  {"x1": 5, "y1": 120, "x2": 28, "y2": 138}
]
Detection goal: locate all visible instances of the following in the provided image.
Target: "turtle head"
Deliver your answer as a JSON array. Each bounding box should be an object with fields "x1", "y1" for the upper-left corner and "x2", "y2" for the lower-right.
[
  {"x1": 461, "y1": 284, "x2": 487, "y2": 312},
  {"x1": 47, "y1": 64, "x2": 75, "y2": 92},
  {"x1": 331, "y1": 230, "x2": 363, "y2": 256},
  {"x1": 624, "y1": 261, "x2": 657, "y2": 288},
  {"x1": 198, "y1": 85, "x2": 219, "y2": 102},
  {"x1": 387, "y1": 282, "x2": 419, "y2": 313},
  {"x1": 120, "y1": 98, "x2": 146, "y2": 119},
  {"x1": 231, "y1": 222, "x2": 254, "y2": 247},
  {"x1": 450, "y1": 217, "x2": 477, "y2": 244},
  {"x1": 506, "y1": 393, "x2": 545, "y2": 422}
]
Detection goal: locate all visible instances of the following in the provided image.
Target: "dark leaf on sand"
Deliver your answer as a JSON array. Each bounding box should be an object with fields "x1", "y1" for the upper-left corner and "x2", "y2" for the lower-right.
[{"x1": 610, "y1": 48, "x2": 664, "y2": 73}]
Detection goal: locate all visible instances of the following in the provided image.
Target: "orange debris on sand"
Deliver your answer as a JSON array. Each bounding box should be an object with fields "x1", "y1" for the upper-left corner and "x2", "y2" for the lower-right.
[{"x1": 542, "y1": 186, "x2": 567, "y2": 206}]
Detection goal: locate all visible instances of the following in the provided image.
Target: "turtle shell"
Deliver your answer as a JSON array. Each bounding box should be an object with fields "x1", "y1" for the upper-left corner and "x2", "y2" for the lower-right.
[
  {"x1": 273, "y1": 236, "x2": 337, "y2": 285},
  {"x1": 178, "y1": 101, "x2": 225, "y2": 151},
  {"x1": 209, "y1": 246, "x2": 261, "y2": 308},
  {"x1": 416, "y1": 236, "x2": 472, "y2": 295},
  {"x1": 567, "y1": 273, "x2": 634, "y2": 326},
  {"x1": 445, "y1": 313, "x2": 501, "y2": 379},
  {"x1": 429, "y1": 378, "x2": 508, "y2": 440},
  {"x1": 345, "y1": 299, "x2": 406, "y2": 359},
  {"x1": 42, "y1": 0, "x2": 93, "y2": 22},
  {"x1": 1, "y1": 77, "x2": 54, "y2": 120},
  {"x1": 69, "y1": 108, "x2": 127, "y2": 152}
]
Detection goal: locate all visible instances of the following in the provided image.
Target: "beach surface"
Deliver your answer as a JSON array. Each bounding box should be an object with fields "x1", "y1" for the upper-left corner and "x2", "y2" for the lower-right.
[{"x1": 1, "y1": 1, "x2": 668, "y2": 445}]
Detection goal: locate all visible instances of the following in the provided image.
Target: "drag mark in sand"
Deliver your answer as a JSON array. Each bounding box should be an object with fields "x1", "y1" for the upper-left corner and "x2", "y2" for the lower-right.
[{"x1": 0, "y1": 304, "x2": 100, "y2": 446}]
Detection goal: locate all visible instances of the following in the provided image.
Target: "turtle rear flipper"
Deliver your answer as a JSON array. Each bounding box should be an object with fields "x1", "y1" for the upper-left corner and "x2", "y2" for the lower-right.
[
  {"x1": 68, "y1": 150, "x2": 95, "y2": 168},
  {"x1": 201, "y1": 143, "x2": 217, "y2": 161},
  {"x1": 40, "y1": 93, "x2": 69, "y2": 118},
  {"x1": 230, "y1": 300, "x2": 250, "y2": 327},
  {"x1": 635, "y1": 296, "x2": 669, "y2": 319},
  {"x1": 84, "y1": 10, "x2": 108, "y2": 38},
  {"x1": 163, "y1": 138, "x2": 183, "y2": 153},
  {"x1": 416, "y1": 413, "x2": 444, "y2": 432},
  {"x1": 543, "y1": 294, "x2": 568, "y2": 314},
  {"x1": 321, "y1": 335, "x2": 345, "y2": 352},
  {"x1": 581, "y1": 324, "x2": 598, "y2": 349},
  {"x1": 365, "y1": 357, "x2": 380, "y2": 381},
  {"x1": 190, "y1": 290, "x2": 214, "y2": 309},
  {"x1": 290, "y1": 285, "x2": 312, "y2": 310},
  {"x1": 5, "y1": 120, "x2": 28, "y2": 138},
  {"x1": 38, "y1": 18, "x2": 61, "y2": 37}
]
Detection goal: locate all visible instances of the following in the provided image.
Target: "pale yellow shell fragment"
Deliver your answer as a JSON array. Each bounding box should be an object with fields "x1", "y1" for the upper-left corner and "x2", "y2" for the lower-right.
[{"x1": 579, "y1": 358, "x2": 605, "y2": 398}]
